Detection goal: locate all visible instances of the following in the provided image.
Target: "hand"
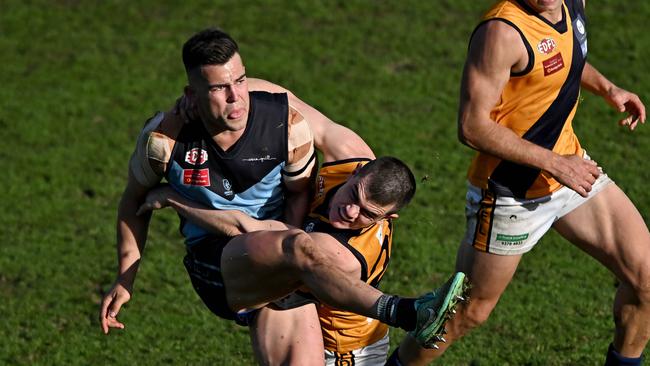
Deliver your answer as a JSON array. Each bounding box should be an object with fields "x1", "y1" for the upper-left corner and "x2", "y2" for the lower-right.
[
  {"x1": 136, "y1": 185, "x2": 175, "y2": 216},
  {"x1": 605, "y1": 86, "x2": 646, "y2": 130},
  {"x1": 99, "y1": 281, "x2": 132, "y2": 334},
  {"x1": 172, "y1": 94, "x2": 198, "y2": 124},
  {"x1": 549, "y1": 154, "x2": 601, "y2": 198}
]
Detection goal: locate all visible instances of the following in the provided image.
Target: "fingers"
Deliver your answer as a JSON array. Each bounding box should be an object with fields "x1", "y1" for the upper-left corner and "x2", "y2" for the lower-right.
[
  {"x1": 626, "y1": 97, "x2": 646, "y2": 124},
  {"x1": 575, "y1": 185, "x2": 589, "y2": 198},
  {"x1": 135, "y1": 203, "x2": 150, "y2": 216},
  {"x1": 136, "y1": 197, "x2": 160, "y2": 215},
  {"x1": 619, "y1": 114, "x2": 641, "y2": 130},
  {"x1": 567, "y1": 156, "x2": 600, "y2": 198},
  {"x1": 618, "y1": 96, "x2": 646, "y2": 130},
  {"x1": 100, "y1": 295, "x2": 112, "y2": 334},
  {"x1": 99, "y1": 291, "x2": 128, "y2": 334}
]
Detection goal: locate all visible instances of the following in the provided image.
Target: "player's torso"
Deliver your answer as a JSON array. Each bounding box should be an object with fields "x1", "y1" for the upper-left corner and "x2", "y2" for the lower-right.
[
  {"x1": 304, "y1": 159, "x2": 391, "y2": 353},
  {"x1": 165, "y1": 92, "x2": 289, "y2": 245},
  {"x1": 468, "y1": 0, "x2": 588, "y2": 198}
]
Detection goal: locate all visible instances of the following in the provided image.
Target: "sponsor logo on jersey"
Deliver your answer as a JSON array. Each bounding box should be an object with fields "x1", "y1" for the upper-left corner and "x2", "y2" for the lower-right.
[
  {"x1": 241, "y1": 154, "x2": 277, "y2": 163},
  {"x1": 542, "y1": 53, "x2": 565, "y2": 76},
  {"x1": 537, "y1": 38, "x2": 556, "y2": 55},
  {"x1": 222, "y1": 179, "x2": 233, "y2": 196},
  {"x1": 183, "y1": 168, "x2": 210, "y2": 186},
  {"x1": 185, "y1": 148, "x2": 208, "y2": 165}
]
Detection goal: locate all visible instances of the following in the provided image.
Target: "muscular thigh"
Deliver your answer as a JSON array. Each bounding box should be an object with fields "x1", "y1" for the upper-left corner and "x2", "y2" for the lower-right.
[
  {"x1": 221, "y1": 230, "x2": 305, "y2": 312},
  {"x1": 553, "y1": 184, "x2": 650, "y2": 286}
]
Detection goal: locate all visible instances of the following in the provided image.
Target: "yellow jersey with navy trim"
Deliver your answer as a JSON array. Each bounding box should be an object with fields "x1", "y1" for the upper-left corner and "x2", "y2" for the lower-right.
[
  {"x1": 303, "y1": 158, "x2": 392, "y2": 353},
  {"x1": 467, "y1": 0, "x2": 588, "y2": 198}
]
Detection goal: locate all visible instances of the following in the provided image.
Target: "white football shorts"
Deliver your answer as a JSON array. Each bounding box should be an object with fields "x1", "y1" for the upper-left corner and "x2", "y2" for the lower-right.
[
  {"x1": 324, "y1": 332, "x2": 389, "y2": 366},
  {"x1": 462, "y1": 165, "x2": 613, "y2": 255}
]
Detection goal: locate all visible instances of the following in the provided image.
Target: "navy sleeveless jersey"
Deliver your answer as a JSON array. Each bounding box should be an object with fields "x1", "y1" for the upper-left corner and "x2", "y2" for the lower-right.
[{"x1": 166, "y1": 91, "x2": 289, "y2": 246}]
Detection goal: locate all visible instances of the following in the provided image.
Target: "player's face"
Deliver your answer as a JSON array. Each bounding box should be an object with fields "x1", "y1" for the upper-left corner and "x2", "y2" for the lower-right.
[
  {"x1": 188, "y1": 53, "x2": 250, "y2": 133},
  {"x1": 328, "y1": 175, "x2": 396, "y2": 230}
]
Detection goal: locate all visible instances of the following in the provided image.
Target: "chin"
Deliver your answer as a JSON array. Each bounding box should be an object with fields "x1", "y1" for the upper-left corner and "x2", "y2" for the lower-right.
[{"x1": 224, "y1": 118, "x2": 247, "y2": 131}]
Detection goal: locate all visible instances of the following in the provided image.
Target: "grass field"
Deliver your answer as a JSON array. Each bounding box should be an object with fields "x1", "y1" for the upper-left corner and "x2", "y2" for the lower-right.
[{"x1": 2, "y1": 1, "x2": 650, "y2": 365}]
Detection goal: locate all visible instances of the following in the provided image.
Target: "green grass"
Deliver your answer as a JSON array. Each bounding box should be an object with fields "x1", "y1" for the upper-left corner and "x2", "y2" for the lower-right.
[{"x1": 2, "y1": 1, "x2": 650, "y2": 364}]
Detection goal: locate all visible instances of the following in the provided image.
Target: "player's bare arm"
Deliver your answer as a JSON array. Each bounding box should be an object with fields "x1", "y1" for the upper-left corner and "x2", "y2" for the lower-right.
[
  {"x1": 458, "y1": 20, "x2": 599, "y2": 197},
  {"x1": 580, "y1": 62, "x2": 646, "y2": 130},
  {"x1": 100, "y1": 112, "x2": 179, "y2": 334},
  {"x1": 137, "y1": 184, "x2": 292, "y2": 235},
  {"x1": 247, "y1": 78, "x2": 374, "y2": 162},
  {"x1": 100, "y1": 170, "x2": 156, "y2": 334},
  {"x1": 282, "y1": 105, "x2": 317, "y2": 227}
]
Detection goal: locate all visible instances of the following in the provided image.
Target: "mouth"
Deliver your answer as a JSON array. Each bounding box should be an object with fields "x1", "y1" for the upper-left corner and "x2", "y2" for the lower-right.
[{"x1": 227, "y1": 107, "x2": 245, "y2": 120}]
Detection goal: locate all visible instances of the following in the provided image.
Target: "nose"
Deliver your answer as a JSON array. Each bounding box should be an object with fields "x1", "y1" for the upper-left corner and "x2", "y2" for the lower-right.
[
  {"x1": 342, "y1": 204, "x2": 360, "y2": 221},
  {"x1": 226, "y1": 85, "x2": 237, "y2": 103}
]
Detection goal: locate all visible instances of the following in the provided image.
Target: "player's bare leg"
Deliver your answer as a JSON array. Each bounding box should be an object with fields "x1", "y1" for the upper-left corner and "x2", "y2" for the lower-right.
[
  {"x1": 222, "y1": 229, "x2": 466, "y2": 349},
  {"x1": 553, "y1": 184, "x2": 650, "y2": 359},
  {"x1": 393, "y1": 245, "x2": 522, "y2": 365},
  {"x1": 221, "y1": 229, "x2": 384, "y2": 313}
]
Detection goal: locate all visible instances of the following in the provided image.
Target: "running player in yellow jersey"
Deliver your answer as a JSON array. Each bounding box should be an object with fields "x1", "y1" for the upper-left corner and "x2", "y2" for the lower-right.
[
  {"x1": 137, "y1": 79, "x2": 468, "y2": 365},
  {"x1": 389, "y1": 1, "x2": 650, "y2": 365}
]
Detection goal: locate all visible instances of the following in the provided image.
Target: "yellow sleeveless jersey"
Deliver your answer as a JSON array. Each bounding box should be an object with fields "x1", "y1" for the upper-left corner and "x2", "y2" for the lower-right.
[
  {"x1": 467, "y1": 0, "x2": 588, "y2": 198},
  {"x1": 303, "y1": 158, "x2": 392, "y2": 353}
]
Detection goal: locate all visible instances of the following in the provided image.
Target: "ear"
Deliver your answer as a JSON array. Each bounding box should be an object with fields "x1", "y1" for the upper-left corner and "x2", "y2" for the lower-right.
[{"x1": 387, "y1": 213, "x2": 399, "y2": 220}]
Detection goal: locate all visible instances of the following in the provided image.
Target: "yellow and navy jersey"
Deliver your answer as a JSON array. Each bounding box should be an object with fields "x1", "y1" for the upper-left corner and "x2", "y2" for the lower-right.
[
  {"x1": 467, "y1": 0, "x2": 588, "y2": 198},
  {"x1": 303, "y1": 158, "x2": 392, "y2": 353}
]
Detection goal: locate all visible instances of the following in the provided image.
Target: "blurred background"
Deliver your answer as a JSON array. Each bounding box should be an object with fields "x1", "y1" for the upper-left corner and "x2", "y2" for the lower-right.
[{"x1": 2, "y1": 1, "x2": 649, "y2": 364}]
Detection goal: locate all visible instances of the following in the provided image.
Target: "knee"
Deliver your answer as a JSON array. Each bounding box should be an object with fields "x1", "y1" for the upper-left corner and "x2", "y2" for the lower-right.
[
  {"x1": 282, "y1": 230, "x2": 322, "y2": 270},
  {"x1": 630, "y1": 270, "x2": 650, "y2": 304},
  {"x1": 453, "y1": 299, "x2": 495, "y2": 336}
]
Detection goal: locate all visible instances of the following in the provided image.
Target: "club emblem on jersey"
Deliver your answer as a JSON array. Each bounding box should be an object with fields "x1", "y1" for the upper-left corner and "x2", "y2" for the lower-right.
[
  {"x1": 222, "y1": 179, "x2": 233, "y2": 196},
  {"x1": 305, "y1": 222, "x2": 315, "y2": 233},
  {"x1": 185, "y1": 148, "x2": 208, "y2": 165},
  {"x1": 537, "y1": 38, "x2": 556, "y2": 55},
  {"x1": 183, "y1": 169, "x2": 210, "y2": 186},
  {"x1": 575, "y1": 18, "x2": 585, "y2": 35}
]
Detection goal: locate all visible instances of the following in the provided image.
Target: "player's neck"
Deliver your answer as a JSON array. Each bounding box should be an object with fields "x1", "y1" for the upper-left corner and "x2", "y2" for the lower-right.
[
  {"x1": 539, "y1": 8, "x2": 563, "y2": 23},
  {"x1": 212, "y1": 129, "x2": 245, "y2": 151}
]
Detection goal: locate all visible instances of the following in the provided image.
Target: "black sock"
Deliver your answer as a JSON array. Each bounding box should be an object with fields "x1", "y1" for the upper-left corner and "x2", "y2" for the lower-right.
[
  {"x1": 375, "y1": 295, "x2": 417, "y2": 331},
  {"x1": 395, "y1": 298, "x2": 417, "y2": 330}
]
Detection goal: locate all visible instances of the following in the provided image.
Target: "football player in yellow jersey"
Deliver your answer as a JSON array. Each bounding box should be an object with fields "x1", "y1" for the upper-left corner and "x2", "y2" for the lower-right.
[
  {"x1": 391, "y1": 1, "x2": 650, "y2": 365},
  {"x1": 136, "y1": 80, "x2": 469, "y2": 365}
]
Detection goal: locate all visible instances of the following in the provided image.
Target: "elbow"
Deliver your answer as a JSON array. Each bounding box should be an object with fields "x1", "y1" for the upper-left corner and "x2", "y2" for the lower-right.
[{"x1": 457, "y1": 120, "x2": 479, "y2": 149}]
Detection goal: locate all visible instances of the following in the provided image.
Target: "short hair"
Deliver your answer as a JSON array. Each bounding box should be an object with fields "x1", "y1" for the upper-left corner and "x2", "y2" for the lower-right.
[
  {"x1": 356, "y1": 156, "x2": 416, "y2": 214},
  {"x1": 182, "y1": 28, "x2": 239, "y2": 73}
]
